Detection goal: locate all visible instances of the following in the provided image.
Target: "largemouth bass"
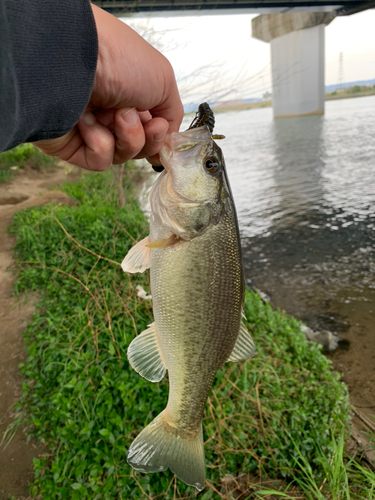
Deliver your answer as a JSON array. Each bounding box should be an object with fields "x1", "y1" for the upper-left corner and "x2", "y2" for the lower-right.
[{"x1": 121, "y1": 107, "x2": 255, "y2": 490}]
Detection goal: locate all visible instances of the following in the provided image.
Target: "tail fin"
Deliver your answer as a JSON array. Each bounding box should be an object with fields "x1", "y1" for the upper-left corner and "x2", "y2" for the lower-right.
[{"x1": 127, "y1": 410, "x2": 205, "y2": 491}]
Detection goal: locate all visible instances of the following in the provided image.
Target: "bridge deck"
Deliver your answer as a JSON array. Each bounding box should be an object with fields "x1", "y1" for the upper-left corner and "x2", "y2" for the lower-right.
[{"x1": 92, "y1": 0, "x2": 374, "y2": 16}]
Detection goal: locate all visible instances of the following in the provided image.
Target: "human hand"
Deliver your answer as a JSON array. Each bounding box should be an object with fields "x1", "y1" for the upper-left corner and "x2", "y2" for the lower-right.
[{"x1": 34, "y1": 4, "x2": 183, "y2": 170}]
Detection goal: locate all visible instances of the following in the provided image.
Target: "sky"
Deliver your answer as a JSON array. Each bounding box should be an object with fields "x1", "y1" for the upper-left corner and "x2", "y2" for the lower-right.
[{"x1": 125, "y1": 9, "x2": 375, "y2": 104}]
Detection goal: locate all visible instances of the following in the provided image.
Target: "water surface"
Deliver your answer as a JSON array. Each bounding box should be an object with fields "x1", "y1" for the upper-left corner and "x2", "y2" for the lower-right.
[{"x1": 213, "y1": 96, "x2": 375, "y2": 412}]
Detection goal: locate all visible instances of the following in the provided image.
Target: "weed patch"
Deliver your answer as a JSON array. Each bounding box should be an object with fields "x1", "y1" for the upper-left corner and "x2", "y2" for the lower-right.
[
  {"x1": 0, "y1": 167, "x2": 14, "y2": 184},
  {"x1": 9, "y1": 169, "x2": 351, "y2": 499},
  {"x1": 0, "y1": 143, "x2": 57, "y2": 184}
]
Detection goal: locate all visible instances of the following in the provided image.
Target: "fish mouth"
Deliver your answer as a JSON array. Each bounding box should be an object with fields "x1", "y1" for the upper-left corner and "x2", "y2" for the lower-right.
[
  {"x1": 159, "y1": 126, "x2": 212, "y2": 170},
  {"x1": 158, "y1": 102, "x2": 220, "y2": 171}
]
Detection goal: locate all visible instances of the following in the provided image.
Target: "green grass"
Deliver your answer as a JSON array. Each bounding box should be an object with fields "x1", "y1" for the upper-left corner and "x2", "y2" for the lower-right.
[
  {"x1": 7, "y1": 169, "x2": 353, "y2": 499},
  {"x1": 255, "y1": 426, "x2": 375, "y2": 499},
  {"x1": 0, "y1": 143, "x2": 57, "y2": 184},
  {"x1": 0, "y1": 167, "x2": 14, "y2": 184}
]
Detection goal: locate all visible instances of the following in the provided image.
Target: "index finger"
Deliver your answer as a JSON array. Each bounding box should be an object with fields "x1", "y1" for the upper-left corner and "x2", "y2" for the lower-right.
[{"x1": 149, "y1": 82, "x2": 184, "y2": 135}]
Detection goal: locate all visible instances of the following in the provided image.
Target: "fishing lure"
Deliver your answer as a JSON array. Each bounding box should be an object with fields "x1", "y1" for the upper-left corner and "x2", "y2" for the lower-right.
[{"x1": 188, "y1": 102, "x2": 225, "y2": 140}]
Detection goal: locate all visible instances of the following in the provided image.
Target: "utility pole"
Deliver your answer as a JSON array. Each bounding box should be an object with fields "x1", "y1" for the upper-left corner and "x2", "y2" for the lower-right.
[{"x1": 338, "y1": 52, "x2": 345, "y2": 91}]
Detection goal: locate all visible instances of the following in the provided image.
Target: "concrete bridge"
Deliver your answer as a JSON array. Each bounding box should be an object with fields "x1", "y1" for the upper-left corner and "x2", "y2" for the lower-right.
[{"x1": 93, "y1": 0, "x2": 375, "y2": 118}]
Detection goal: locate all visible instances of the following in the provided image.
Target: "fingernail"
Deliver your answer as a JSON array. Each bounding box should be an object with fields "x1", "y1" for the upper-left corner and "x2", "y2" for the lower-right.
[
  {"x1": 121, "y1": 107, "x2": 138, "y2": 126},
  {"x1": 153, "y1": 128, "x2": 168, "y2": 143},
  {"x1": 82, "y1": 112, "x2": 96, "y2": 126}
]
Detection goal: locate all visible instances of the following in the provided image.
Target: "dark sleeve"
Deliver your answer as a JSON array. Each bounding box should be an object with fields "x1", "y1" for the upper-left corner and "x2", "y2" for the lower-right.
[{"x1": 0, "y1": 0, "x2": 98, "y2": 153}]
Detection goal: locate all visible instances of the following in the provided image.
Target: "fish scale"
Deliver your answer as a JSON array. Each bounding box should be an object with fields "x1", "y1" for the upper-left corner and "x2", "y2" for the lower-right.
[{"x1": 151, "y1": 212, "x2": 243, "y2": 431}]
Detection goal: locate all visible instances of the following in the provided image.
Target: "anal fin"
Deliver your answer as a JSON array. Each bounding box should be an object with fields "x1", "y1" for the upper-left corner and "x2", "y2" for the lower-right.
[
  {"x1": 121, "y1": 236, "x2": 151, "y2": 274},
  {"x1": 127, "y1": 323, "x2": 166, "y2": 382},
  {"x1": 227, "y1": 322, "x2": 256, "y2": 362}
]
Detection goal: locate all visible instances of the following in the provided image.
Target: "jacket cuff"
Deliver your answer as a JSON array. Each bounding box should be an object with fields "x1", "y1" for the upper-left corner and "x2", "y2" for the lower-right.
[{"x1": 1, "y1": 0, "x2": 98, "y2": 151}]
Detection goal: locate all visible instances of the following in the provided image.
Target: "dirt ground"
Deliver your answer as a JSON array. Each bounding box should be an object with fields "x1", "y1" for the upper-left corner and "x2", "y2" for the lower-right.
[
  {"x1": 327, "y1": 288, "x2": 375, "y2": 422},
  {"x1": 0, "y1": 165, "x2": 79, "y2": 500},
  {"x1": 263, "y1": 279, "x2": 375, "y2": 424}
]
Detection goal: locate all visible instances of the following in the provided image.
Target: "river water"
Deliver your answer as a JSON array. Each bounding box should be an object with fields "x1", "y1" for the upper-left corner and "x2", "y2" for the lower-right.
[{"x1": 212, "y1": 96, "x2": 375, "y2": 412}]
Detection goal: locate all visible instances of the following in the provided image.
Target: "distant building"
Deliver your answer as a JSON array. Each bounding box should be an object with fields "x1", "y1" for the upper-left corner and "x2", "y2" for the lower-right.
[{"x1": 262, "y1": 91, "x2": 272, "y2": 101}]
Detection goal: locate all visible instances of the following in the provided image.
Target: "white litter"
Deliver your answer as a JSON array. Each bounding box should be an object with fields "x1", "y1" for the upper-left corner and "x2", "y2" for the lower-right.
[{"x1": 136, "y1": 285, "x2": 152, "y2": 300}]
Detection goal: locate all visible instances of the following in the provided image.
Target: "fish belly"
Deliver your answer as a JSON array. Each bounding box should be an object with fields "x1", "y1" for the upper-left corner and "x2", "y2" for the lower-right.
[{"x1": 150, "y1": 212, "x2": 244, "y2": 433}]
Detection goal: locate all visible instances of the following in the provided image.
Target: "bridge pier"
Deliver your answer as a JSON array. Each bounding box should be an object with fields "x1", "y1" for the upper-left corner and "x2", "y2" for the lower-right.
[{"x1": 252, "y1": 13, "x2": 334, "y2": 118}]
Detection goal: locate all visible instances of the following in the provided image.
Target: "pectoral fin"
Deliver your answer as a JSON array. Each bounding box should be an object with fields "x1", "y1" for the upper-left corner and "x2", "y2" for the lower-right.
[
  {"x1": 127, "y1": 323, "x2": 167, "y2": 382},
  {"x1": 121, "y1": 236, "x2": 151, "y2": 274},
  {"x1": 227, "y1": 322, "x2": 256, "y2": 362}
]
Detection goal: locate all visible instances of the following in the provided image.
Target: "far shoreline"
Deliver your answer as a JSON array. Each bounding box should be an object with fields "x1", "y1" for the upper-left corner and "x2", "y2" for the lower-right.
[{"x1": 186, "y1": 89, "x2": 375, "y2": 115}]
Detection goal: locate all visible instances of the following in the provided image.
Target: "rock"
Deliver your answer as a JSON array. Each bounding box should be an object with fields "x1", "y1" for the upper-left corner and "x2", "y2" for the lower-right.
[{"x1": 301, "y1": 324, "x2": 340, "y2": 351}]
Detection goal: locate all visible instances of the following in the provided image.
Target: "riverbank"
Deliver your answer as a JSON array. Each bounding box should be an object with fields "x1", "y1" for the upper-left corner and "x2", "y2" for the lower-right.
[
  {"x1": 1, "y1": 161, "x2": 373, "y2": 498},
  {"x1": 210, "y1": 86, "x2": 375, "y2": 114},
  {"x1": 325, "y1": 86, "x2": 375, "y2": 101}
]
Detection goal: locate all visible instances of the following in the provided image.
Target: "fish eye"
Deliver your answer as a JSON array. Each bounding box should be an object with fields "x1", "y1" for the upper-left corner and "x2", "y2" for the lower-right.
[{"x1": 205, "y1": 157, "x2": 220, "y2": 174}]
